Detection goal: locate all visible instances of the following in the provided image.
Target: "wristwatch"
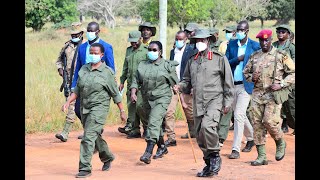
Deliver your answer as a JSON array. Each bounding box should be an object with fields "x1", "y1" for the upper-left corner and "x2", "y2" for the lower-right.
[
  {"x1": 120, "y1": 109, "x2": 125, "y2": 113},
  {"x1": 280, "y1": 83, "x2": 284, "y2": 87}
]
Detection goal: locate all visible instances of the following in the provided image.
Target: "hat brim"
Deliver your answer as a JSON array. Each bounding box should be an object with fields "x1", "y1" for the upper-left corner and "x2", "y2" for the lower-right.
[
  {"x1": 139, "y1": 26, "x2": 156, "y2": 36},
  {"x1": 223, "y1": 28, "x2": 233, "y2": 32},
  {"x1": 70, "y1": 30, "x2": 84, "y2": 34},
  {"x1": 127, "y1": 37, "x2": 140, "y2": 42},
  {"x1": 191, "y1": 34, "x2": 211, "y2": 39}
]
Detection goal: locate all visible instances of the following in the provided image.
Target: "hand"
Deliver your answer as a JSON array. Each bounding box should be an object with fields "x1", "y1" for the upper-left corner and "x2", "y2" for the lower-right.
[
  {"x1": 270, "y1": 83, "x2": 282, "y2": 91},
  {"x1": 61, "y1": 102, "x2": 70, "y2": 113},
  {"x1": 131, "y1": 93, "x2": 137, "y2": 103},
  {"x1": 58, "y1": 68, "x2": 63, "y2": 77},
  {"x1": 119, "y1": 83, "x2": 124, "y2": 91},
  {"x1": 222, "y1": 106, "x2": 230, "y2": 114},
  {"x1": 238, "y1": 55, "x2": 245, "y2": 62},
  {"x1": 173, "y1": 85, "x2": 180, "y2": 93},
  {"x1": 120, "y1": 111, "x2": 127, "y2": 122},
  {"x1": 252, "y1": 72, "x2": 259, "y2": 82},
  {"x1": 182, "y1": 102, "x2": 188, "y2": 109}
]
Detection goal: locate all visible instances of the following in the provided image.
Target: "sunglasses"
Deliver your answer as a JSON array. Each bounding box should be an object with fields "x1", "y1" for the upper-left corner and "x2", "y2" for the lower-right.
[
  {"x1": 276, "y1": 30, "x2": 288, "y2": 34},
  {"x1": 148, "y1": 48, "x2": 158, "y2": 52}
]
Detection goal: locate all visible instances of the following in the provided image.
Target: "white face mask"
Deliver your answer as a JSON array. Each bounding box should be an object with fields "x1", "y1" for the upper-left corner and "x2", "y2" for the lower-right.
[{"x1": 196, "y1": 42, "x2": 207, "y2": 52}]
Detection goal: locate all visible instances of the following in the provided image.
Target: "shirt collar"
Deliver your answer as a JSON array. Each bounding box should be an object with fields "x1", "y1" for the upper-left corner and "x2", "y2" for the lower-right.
[
  {"x1": 237, "y1": 38, "x2": 248, "y2": 47},
  {"x1": 86, "y1": 62, "x2": 105, "y2": 72}
]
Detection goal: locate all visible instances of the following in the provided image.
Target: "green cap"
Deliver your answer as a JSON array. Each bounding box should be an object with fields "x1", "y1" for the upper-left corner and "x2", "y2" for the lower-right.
[
  {"x1": 138, "y1": 22, "x2": 157, "y2": 36},
  {"x1": 127, "y1": 30, "x2": 141, "y2": 42},
  {"x1": 70, "y1": 22, "x2": 85, "y2": 34},
  {"x1": 276, "y1": 24, "x2": 292, "y2": 34},
  {"x1": 185, "y1": 22, "x2": 200, "y2": 32},
  {"x1": 190, "y1": 28, "x2": 211, "y2": 39},
  {"x1": 209, "y1": 27, "x2": 219, "y2": 35},
  {"x1": 223, "y1": 25, "x2": 237, "y2": 32}
]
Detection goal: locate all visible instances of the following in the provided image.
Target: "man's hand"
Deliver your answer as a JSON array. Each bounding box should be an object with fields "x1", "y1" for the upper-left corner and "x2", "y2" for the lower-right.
[
  {"x1": 61, "y1": 102, "x2": 70, "y2": 113},
  {"x1": 173, "y1": 85, "x2": 180, "y2": 94},
  {"x1": 58, "y1": 68, "x2": 63, "y2": 77},
  {"x1": 270, "y1": 83, "x2": 282, "y2": 91},
  {"x1": 119, "y1": 83, "x2": 124, "y2": 91},
  {"x1": 238, "y1": 55, "x2": 245, "y2": 62},
  {"x1": 130, "y1": 93, "x2": 137, "y2": 103},
  {"x1": 222, "y1": 106, "x2": 231, "y2": 114},
  {"x1": 120, "y1": 111, "x2": 127, "y2": 122}
]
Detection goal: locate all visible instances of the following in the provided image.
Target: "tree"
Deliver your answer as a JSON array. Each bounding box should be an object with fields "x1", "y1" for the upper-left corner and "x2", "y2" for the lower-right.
[
  {"x1": 25, "y1": 0, "x2": 52, "y2": 31},
  {"x1": 49, "y1": 0, "x2": 79, "y2": 24},
  {"x1": 209, "y1": 0, "x2": 239, "y2": 27},
  {"x1": 266, "y1": 0, "x2": 295, "y2": 25}
]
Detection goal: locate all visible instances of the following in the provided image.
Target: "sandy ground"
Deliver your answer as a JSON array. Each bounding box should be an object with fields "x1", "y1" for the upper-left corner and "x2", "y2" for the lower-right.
[{"x1": 25, "y1": 121, "x2": 295, "y2": 180}]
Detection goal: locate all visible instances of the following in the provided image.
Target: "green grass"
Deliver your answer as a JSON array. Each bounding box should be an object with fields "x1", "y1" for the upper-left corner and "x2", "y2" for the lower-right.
[{"x1": 25, "y1": 19, "x2": 295, "y2": 134}]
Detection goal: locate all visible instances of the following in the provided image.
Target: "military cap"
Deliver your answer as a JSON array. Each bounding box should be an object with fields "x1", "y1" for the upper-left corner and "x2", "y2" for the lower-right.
[
  {"x1": 276, "y1": 24, "x2": 291, "y2": 34},
  {"x1": 190, "y1": 28, "x2": 211, "y2": 39},
  {"x1": 223, "y1": 25, "x2": 237, "y2": 32},
  {"x1": 185, "y1": 22, "x2": 200, "y2": 32},
  {"x1": 256, "y1": 29, "x2": 273, "y2": 39},
  {"x1": 209, "y1": 27, "x2": 219, "y2": 35},
  {"x1": 138, "y1": 22, "x2": 156, "y2": 36},
  {"x1": 70, "y1": 22, "x2": 85, "y2": 34},
  {"x1": 127, "y1": 30, "x2": 141, "y2": 42}
]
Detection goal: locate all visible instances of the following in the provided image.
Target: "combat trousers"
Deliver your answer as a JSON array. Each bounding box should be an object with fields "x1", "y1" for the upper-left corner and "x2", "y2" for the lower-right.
[
  {"x1": 79, "y1": 110, "x2": 114, "y2": 172},
  {"x1": 231, "y1": 84, "x2": 254, "y2": 152},
  {"x1": 281, "y1": 88, "x2": 295, "y2": 128},
  {"x1": 164, "y1": 92, "x2": 178, "y2": 141},
  {"x1": 249, "y1": 99, "x2": 284, "y2": 145},
  {"x1": 182, "y1": 93, "x2": 195, "y2": 134},
  {"x1": 131, "y1": 90, "x2": 148, "y2": 134},
  {"x1": 144, "y1": 101, "x2": 170, "y2": 143},
  {"x1": 194, "y1": 98, "x2": 222, "y2": 160},
  {"x1": 218, "y1": 110, "x2": 233, "y2": 141},
  {"x1": 65, "y1": 100, "x2": 76, "y2": 122}
]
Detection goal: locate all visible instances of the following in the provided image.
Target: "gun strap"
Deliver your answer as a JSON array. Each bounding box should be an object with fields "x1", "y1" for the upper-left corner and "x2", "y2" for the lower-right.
[
  {"x1": 272, "y1": 49, "x2": 278, "y2": 84},
  {"x1": 69, "y1": 42, "x2": 81, "y2": 89}
]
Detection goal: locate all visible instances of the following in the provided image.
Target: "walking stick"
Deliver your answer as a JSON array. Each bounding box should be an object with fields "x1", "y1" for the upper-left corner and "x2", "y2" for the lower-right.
[{"x1": 176, "y1": 92, "x2": 197, "y2": 163}]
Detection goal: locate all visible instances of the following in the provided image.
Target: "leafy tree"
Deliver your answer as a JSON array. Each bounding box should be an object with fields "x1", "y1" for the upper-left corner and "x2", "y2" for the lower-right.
[
  {"x1": 49, "y1": 0, "x2": 78, "y2": 24},
  {"x1": 266, "y1": 0, "x2": 295, "y2": 25},
  {"x1": 25, "y1": 0, "x2": 52, "y2": 31},
  {"x1": 209, "y1": 0, "x2": 239, "y2": 27}
]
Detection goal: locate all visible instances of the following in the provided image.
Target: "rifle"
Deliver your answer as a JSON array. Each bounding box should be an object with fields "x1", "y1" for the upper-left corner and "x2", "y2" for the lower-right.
[{"x1": 59, "y1": 51, "x2": 70, "y2": 99}]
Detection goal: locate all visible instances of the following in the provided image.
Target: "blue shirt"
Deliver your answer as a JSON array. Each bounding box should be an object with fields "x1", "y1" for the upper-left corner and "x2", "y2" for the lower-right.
[
  {"x1": 85, "y1": 39, "x2": 100, "y2": 63},
  {"x1": 233, "y1": 39, "x2": 248, "y2": 81}
]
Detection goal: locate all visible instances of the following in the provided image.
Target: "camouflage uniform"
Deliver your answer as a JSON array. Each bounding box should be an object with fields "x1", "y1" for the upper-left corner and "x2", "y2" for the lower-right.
[{"x1": 243, "y1": 47, "x2": 295, "y2": 145}]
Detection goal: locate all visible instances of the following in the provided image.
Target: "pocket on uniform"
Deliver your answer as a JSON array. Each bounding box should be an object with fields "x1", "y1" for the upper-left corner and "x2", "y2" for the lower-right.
[{"x1": 92, "y1": 111, "x2": 108, "y2": 125}]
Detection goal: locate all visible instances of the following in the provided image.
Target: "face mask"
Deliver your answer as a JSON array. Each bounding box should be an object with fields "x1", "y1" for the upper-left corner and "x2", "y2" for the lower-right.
[
  {"x1": 175, "y1": 40, "x2": 185, "y2": 49},
  {"x1": 225, "y1": 33, "x2": 233, "y2": 41},
  {"x1": 86, "y1": 32, "x2": 97, "y2": 41},
  {"x1": 196, "y1": 42, "x2": 207, "y2": 52},
  {"x1": 236, "y1": 32, "x2": 246, "y2": 40},
  {"x1": 147, "y1": 51, "x2": 159, "y2": 61},
  {"x1": 87, "y1": 54, "x2": 101, "y2": 64},
  {"x1": 71, "y1": 37, "x2": 81, "y2": 43}
]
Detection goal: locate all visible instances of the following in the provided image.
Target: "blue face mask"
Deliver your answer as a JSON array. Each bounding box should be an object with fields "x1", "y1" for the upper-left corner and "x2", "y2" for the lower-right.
[
  {"x1": 71, "y1": 37, "x2": 81, "y2": 43},
  {"x1": 225, "y1": 33, "x2": 233, "y2": 41},
  {"x1": 236, "y1": 32, "x2": 246, "y2": 40},
  {"x1": 86, "y1": 32, "x2": 97, "y2": 41},
  {"x1": 87, "y1": 54, "x2": 101, "y2": 64},
  {"x1": 175, "y1": 40, "x2": 185, "y2": 49},
  {"x1": 147, "y1": 51, "x2": 159, "y2": 61}
]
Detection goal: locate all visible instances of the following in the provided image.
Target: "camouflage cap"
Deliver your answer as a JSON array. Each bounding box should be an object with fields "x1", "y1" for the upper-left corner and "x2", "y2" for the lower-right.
[
  {"x1": 223, "y1": 25, "x2": 237, "y2": 32},
  {"x1": 127, "y1": 30, "x2": 141, "y2": 42},
  {"x1": 185, "y1": 22, "x2": 200, "y2": 32},
  {"x1": 70, "y1": 22, "x2": 85, "y2": 34},
  {"x1": 138, "y1": 22, "x2": 157, "y2": 36},
  {"x1": 190, "y1": 28, "x2": 211, "y2": 39},
  {"x1": 276, "y1": 24, "x2": 291, "y2": 34},
  {"x1": 209, "y1": 27, "x2": 219, "y2": 35}
]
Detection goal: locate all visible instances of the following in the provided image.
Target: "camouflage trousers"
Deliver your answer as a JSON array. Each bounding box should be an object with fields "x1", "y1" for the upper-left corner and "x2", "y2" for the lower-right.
[
  {"x1": 249, "y1": 99, "x2": 284, "y2": 145},
  {"x1": 66, "y1": 99, "x2": 76, "y2": 123}
]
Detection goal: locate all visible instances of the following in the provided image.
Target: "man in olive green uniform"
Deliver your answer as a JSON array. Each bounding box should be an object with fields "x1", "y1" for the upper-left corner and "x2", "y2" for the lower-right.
[
  {"x1": 138, "y1": 22, "x2": 156, "y2": 46},
  {"x1": 243, "y1": 29, "x2": 295, "y2": 166},
  {"x1": 184, "y1": 22, "x2": 200, "y2": 47},
  {"x1": 175, "y1": 29, "x2": 234, "y2": 177},
  {"x1": 209, "y1": 27, "x2": 223, "y2": 51},
  {"x1": 55, "y1": 22, "x2": 84, "y2": 142},
  {"x1": 272, "y1": 24, "x2": 295, "y2": 135},
  {"x1": 118, "y1": 30, "x2": 149, "y2": 138}
]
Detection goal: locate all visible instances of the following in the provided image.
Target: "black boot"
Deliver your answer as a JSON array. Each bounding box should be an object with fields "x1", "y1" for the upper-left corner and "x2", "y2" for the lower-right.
[
  {"x1": 242, "y1": 140, "x2": 255, "y2": 152},
  {"x1": 209, "y1": 153, "x2": 221, "y2": 175},
  {"x1": 281, "y1": 118, "x2": 289, "y2": 133},
  {"x1": 196, "y1": 158, "x2": 212, "y2": 177},
  {"x1": 153, "y1": 136, "x2": 168, "y2": 159},
  {"x1": 140, "y1": 141, "x2": 155, "y2": 164}
]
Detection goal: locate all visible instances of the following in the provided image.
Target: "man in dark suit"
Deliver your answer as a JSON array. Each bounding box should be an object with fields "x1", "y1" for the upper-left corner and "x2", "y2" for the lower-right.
[
  {"x1": 164, "y1": 30, "x2": 197, "y2": 147},
  {"x1": 225, "y1": 20, "x2": 261, "y2": 159}
]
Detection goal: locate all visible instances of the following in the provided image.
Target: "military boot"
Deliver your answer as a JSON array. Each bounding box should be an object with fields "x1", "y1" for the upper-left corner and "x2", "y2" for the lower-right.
[
  {"x1": 281, "y1": 119, "x2": 289, "y2": 133},
  {"x1": 209, "y1": 152, "x2": 221, "y2": 175},
  {"x1": 118, "y1": 123, "x2": 131, "y2": 135},
  {"x1": 153, "y1": 136, "x2": 168, "y2": 159},
  {"x1": 196, "y1": 158, "x2": 212, "y2": 177},
  {"x1": 251, "y1": 145, "x2": 268, "y2": 166},
  {"x1": 275, "y1": 138, "x2": 286, "y2": 161},
  {"x1": 55, "y1": 121, "x2": 73, "y2": 142},
  {"x1": 140, "y1": 141, "x2": 155, "y2": 164}
]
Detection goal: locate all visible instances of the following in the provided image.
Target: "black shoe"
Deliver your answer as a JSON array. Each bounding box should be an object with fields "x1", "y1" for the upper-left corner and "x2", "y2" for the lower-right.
[
  {"x1": 153, "y1": 145, "x2": 168, "y2": 159},
  {"x1": 127, "y1": 132, "x2": 141, "y2": 139},
  {"x1": 78, "y1": 134, "x2": 83, "y2": 139},
  {"x1": 164, "y1": 139, "x2": 177, "y2": 147},
  {"x1": 181, "y1": 132, "x2": 195, "y2": 139},
  {"x1": 242, "y1": 140, "x2": 255, "y2": 152},
  {"x1": 140, "y1": 141, "x2": 155, "y2": 164},
  {"x1": 219, "y1": 139, "x2": 224, "y2": 147},
  {"x1": 102, "y1": 160, "x2": 113, "y2": 171},
  {"x1": 281, "y1": 125, "x2": 289, "y2": 133},
  {"x1": 229, "y1": 150, "x2": 240, "y2": 159},
  {"x1": 75, "y1": 171, "x2": 91, "y2": 178},
  {"x1": 209, "y1": 153, "x2": 222, "y2": 174},
  {"x1": 142, "y1": 130, "x2": 147, "y2": 138},
  {"x1": 55, "y1": 133, "x2": 67, "y2": 142},
  {"x1": 229, "y1": 124, "x2": 234, "y2": 130},
  {"x1": 196, "y1": 159, "x2": 215, "y2": 177},
  {"x1": 118, "y1": 125, "x2": 131, "y2": 135}
]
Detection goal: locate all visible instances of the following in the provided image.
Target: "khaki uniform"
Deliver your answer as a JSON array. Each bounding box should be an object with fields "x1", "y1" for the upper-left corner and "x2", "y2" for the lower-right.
[
  {"x1": 56, "y1": 41, "x2": 81, "y2": 123},
  {"x1": 243, "y1": 47, "x2": 295, "y2": 145},
  {"x1": 210, "y1": 39, "x2": 223, "y2": 52},
  {"x1": 73, "y1": 63, "x2": 122, "y2": 172},
  {"x1": 120, "y1": 44, "x2": 148, "y2": 132},
  {"x1": 131, "y1": 59, "x2": 179, "y2": 143},
  {"x1": 179, "y1": 50, "x2": 234, "y2": 159}
]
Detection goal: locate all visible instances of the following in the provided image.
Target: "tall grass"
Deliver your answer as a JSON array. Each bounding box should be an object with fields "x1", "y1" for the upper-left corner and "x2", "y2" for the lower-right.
[{"x1": 25, "y1": 20, "x2": 295, "y2": 134}]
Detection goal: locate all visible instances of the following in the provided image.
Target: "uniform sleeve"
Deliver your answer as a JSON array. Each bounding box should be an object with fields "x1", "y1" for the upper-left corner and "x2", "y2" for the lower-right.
[
  {"x1": 280, "y1": 54, "x2": 295, "y2": 87},
  {"x1": 56, "y1": 46, "x2": 65, "y2": 70},
  {"x1": 179, "y1": 58, "x2": 192, "y2": 92},
  {"x1": 130, "y1": 63, "x2": 142, "y2": 90},
  {"x1": 221, "y1": 56, "x2": 234, "y2": 107},
  {"x1": 103, "y1": 44, "x2": 115, "y2": 73},
  {"x1": 243, "y1": 55, "x2": 254, "y2": 83},
  {"x1": 105, "y1": 72, "x2": 122, "y2": 104},
  {"x1": 164, "y1": 60, "x2": 179, "y2": 87},
  {"x1": 289, "y1": 44, "x2": 295, "y2": 62},
  {"x1": 225, "y1": 41, "x2": 240, "y2": 67},
  {"x1": 71, "y1": 50, "x2": 81, "y2": 89},
  {"x1": 119, "y1": 50, "x2": 129, "y2": 84}
]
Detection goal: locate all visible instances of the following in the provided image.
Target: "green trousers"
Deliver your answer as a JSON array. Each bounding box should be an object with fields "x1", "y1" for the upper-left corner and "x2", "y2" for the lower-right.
[
  {"x1": 280, "y1": 88, "x2": 295, "y2": 128},
  {"x1": 130, "y1": 90, "x2": 148, "y2": 134},
  {"x1": 218, "y1": 110, "x2": 233, "y2": 141}
]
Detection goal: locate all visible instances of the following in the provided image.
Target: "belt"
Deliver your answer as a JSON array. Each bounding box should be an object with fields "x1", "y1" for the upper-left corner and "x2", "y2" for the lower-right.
[{"x1": 234, "y1": 81, "x2": 243, "y2": 85}]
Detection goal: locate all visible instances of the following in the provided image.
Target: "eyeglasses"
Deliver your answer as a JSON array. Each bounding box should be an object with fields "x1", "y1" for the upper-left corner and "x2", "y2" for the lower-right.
[
  {"x1": 276, "y1": 30, "x2": 288, "y2": 34},
  {"x1": 236, "y1": 29, "x2": 246, "y2": 32},
  {"x1": 148, "y1": 48, "x2": 158, "y2": 52}
]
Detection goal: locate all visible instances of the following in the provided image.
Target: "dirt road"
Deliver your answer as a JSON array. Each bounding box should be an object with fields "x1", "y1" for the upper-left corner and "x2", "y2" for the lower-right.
[{"x1": 25, "y1": 121, "x2": 295, "y2": 180}]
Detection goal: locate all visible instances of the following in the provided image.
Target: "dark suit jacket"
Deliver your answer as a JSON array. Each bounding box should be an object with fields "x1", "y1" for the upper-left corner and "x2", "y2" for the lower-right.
[{"x1": 225, "y1": 38, "x2": 260, "y2": 94}]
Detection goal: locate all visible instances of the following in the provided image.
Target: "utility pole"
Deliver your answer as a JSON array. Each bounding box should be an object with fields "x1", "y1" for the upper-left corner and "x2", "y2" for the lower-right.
[{"x1": 159, "y1": 0, "x2": 167, "y2": 59}]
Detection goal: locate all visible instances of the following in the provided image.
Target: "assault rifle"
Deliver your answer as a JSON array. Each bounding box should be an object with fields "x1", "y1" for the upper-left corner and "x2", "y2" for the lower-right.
[{"x1": 59, "y1": 52, "x2": 70, "y2": 99}]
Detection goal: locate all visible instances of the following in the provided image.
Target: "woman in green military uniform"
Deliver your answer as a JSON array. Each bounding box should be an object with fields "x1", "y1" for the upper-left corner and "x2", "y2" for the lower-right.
[
  {"x1": 130, "y1": 41, "x2": 179, "y2": 164},
  {"x1": 62, "y1": 43, "x2": 127, "y2": 178}
]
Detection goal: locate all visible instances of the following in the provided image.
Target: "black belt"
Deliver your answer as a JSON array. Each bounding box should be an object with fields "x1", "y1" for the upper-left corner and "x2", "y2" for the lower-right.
[{"x1": 234, "y1": 81, "x2": 243, "y2": 85}]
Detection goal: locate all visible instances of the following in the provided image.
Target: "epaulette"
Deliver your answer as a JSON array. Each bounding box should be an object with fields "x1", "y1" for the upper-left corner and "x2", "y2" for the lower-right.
[
  {"x1": 211, "y1": 49, "x2": 223, "y2": 57},
  {"x1": 164, "y1": 59, "x2": 179, "y2": 73}
]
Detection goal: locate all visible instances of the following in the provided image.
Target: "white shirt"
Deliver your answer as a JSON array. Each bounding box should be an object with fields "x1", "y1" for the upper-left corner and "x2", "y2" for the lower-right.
[{"x1": 173, "y1": 45, "x2": 186, "y2": 81}]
